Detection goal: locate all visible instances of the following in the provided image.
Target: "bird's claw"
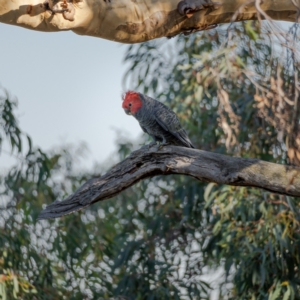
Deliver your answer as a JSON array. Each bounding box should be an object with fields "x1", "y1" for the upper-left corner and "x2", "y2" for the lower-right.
[
  {"x1": 145, "y1": 142, "x2": 168, "y2": 151},
  {"x1": 158, "y1": 143, "x2": 171, "y2": 150},
  {"x1": 147, "y1": 142, "x2": 158, "y2": 150}
]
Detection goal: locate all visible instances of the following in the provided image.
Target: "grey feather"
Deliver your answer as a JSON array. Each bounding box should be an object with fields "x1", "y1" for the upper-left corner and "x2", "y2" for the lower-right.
[{"x1": 134, "y1": 94, "x2": 195, "y2": 148}]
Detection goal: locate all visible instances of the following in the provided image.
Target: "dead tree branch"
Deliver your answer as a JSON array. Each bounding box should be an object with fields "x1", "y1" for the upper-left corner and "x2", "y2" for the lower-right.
[{"x1": 38, "y1": 145, "x2": 300, "y2": 220}]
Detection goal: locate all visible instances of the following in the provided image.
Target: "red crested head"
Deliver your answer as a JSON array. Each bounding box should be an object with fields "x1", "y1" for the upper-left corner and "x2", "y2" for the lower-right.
[{"x1": 122, "y1": 91, "x2": 143, "y2": 115}]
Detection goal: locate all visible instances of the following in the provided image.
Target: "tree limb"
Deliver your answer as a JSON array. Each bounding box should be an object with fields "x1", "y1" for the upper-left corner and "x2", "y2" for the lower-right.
[
  {"x1": 38, "y1": 145, "x2": 300, "y2": 220},
  {"x1": 0, "y1": 0, "x2": 299, "y2": 43}
]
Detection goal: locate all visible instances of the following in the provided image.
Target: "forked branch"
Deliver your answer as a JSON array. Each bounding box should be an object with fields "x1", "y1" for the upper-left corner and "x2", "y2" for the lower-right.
[{"x1": 38, "y1": 145, "x2": 300, "y2": 220}]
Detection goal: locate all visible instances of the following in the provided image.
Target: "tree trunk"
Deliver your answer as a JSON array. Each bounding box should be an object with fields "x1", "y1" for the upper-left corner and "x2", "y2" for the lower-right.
[
  {"x1": 38, "y1": 145, "x2": 300, "y2": 220},
  {"x1": 0, "y1": 0, "x2": 299, "y2": 43}
]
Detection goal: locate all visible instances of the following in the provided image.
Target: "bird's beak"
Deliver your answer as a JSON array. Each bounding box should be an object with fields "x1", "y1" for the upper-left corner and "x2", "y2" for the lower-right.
[{"x1": 124, "y1": 108, "x2": 131, "y2": 115}]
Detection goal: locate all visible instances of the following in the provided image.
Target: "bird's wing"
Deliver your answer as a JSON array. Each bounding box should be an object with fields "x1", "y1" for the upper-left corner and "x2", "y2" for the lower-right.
[
  {"x1": 153, "y1": 103, "x2": 194, "y2": 148},
  {"x1": 140, "y1": 125, "x2": 149, "y2": 134}
]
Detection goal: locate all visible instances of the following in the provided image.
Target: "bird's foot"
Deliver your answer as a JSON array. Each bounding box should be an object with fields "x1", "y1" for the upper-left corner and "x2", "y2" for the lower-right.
[
  {"x1": 177, "y1": 0, "x2": 220, "y2": 18},
  {"x1": 157, "y1": 143, "x2": 172, "y2": 150},
  {"x1": 147, "y1": 142, "x2": 158, "y2": 150}
]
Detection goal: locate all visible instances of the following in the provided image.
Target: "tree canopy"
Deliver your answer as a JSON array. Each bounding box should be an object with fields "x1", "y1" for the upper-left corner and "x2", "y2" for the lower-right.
[{"x1": 1, "y1": 19, "x2": 300, "y2": 300}]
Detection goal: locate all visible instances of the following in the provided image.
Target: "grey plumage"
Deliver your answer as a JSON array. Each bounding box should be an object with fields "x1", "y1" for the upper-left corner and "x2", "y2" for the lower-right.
[{"x1": 134, "y1": 94, "x2": 195, "y2": 148}]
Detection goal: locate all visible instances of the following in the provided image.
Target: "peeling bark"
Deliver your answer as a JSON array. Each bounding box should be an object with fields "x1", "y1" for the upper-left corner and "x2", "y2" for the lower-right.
[
  {"x1": 38, "y1": 145, "x2": 300, "y2": 220},
  {"x1": 0, "y1": 0, "x2": 299, "y2": 43}
]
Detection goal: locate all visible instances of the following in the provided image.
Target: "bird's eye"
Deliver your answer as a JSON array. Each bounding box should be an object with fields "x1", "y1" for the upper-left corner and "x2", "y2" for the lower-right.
[{"x1": 129, "y1": 103, "x2": 132, "y2": 107}]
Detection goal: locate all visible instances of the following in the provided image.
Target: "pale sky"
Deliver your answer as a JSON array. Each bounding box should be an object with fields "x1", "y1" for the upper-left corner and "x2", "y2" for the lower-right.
[
  {"x1": 0, "y1": 23, "x2": 142, "y2": 171},
  {"x1": 1, "y1": 21, "x2": 292, "y2": 173}
]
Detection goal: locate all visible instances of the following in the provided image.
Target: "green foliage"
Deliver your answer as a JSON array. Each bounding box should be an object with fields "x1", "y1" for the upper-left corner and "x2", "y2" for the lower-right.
[
  {"x1": 0, "y1": 21, "x2": 300, "y2": 299},
  {"x1": 122, "y1": 22, "x2": 300, "y2": 298},
  {"x1": 0, "y1": 88, "x2": 23, "y2": 153}
]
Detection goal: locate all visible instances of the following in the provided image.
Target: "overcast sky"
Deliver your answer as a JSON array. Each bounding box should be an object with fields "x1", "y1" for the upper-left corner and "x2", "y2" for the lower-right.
[
  {"x1": 0, "y1": 23, "x2": 142, "y2": 171},
  {"x1": 1, "y1": 21, "x2": 292, "y2": 173}
]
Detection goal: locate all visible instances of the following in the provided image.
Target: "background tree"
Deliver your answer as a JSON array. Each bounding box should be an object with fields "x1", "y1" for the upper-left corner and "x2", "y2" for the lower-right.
[{"x1": 1, "y1": 21, "x2": 300, "y2": 300}]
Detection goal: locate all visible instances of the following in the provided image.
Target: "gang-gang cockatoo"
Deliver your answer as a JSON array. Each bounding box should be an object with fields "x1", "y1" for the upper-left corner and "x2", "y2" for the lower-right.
[{"x1": 122, "y1": 91, "x2": 194, "y2": 148}]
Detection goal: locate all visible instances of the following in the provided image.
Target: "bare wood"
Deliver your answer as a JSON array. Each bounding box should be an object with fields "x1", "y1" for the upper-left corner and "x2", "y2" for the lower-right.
[
  {"x1": 0, "y1": 0, "x2": 299, "y2": 43},
  {"x1": 38, "y1": 145, "x2": 300, "y2": 220}
]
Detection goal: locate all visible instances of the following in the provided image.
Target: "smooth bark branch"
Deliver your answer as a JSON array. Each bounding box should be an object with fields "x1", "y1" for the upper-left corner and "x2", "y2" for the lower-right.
[
  {"x1": 38, "y1": 145, "x2": 300, "y2": 220},
  {"x1": 0, "y1": 0, "x2": 299, "y2": 43}
]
